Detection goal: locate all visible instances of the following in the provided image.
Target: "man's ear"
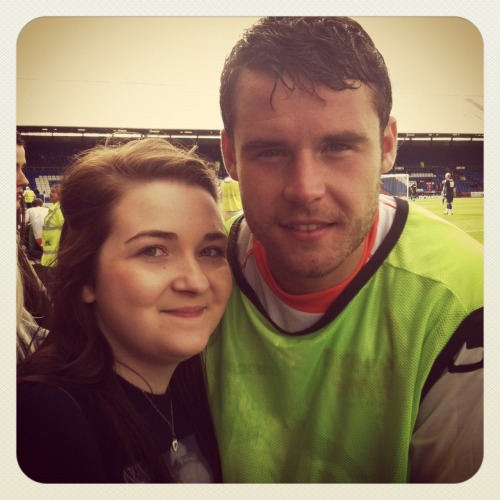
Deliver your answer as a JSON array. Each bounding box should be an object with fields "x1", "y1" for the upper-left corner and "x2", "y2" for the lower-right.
[
  {"x1": 82, "y1": 284, "x2": 96, "y2": 304},
  {"x1": 381, "y1": 117, "x2": 398, "y2": 174},
  {"x1": 221, "y1": 129, "x2": 239, "y2": 181}
]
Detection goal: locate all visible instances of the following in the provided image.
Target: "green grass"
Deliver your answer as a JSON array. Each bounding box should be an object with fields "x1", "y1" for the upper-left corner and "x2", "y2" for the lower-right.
[{"x1": 410, "y1": 197, "x2": 484, "y2": 245}]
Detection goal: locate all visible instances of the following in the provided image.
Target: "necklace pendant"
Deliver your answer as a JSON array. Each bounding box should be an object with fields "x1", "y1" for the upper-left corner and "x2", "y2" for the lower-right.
[{"x1": 172, "y1": 438, "x2": 178, "y2": 452}]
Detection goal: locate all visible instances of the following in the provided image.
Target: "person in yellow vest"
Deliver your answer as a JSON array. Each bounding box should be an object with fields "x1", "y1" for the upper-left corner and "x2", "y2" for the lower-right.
[
  {"x1": 41, "y1": 183, "x2": 64, "y2": 287},
  {"x1": 23, "y1": 185, "x2": 36, "y2": 208},
  {"x1": 220, "y1": 175, "x2": 243, "y2": 220}
]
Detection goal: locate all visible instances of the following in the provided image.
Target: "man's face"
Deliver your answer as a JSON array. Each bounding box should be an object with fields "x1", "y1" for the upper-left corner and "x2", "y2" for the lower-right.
[{"x1": 222, "y1": 70, "x2": 397, "y2": 294}]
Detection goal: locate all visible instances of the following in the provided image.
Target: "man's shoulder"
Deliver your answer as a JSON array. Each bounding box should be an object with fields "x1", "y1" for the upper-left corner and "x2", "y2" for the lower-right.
[{"x1": 398, "y1": 204, "x2": 483, "y2": 302}]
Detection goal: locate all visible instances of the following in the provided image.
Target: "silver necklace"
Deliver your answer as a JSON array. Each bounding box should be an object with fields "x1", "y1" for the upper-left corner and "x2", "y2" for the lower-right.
[{"x1": 141, "y1": 390, "x2": 178, "y2": 452}]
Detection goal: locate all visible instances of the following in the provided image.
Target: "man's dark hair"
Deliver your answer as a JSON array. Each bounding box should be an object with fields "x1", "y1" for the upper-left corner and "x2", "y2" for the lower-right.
[{"x1": 220, "y1": 17, "x2": 392, "y2": 138}]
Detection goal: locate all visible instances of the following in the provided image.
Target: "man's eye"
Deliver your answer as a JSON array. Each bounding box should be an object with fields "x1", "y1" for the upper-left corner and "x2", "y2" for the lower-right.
[
  {"x1": 258, "y1": 149, "x2": 284, "y2": 158},
  {"x1": 324, "y1": 143, "x2": 351, "y2": 153}
]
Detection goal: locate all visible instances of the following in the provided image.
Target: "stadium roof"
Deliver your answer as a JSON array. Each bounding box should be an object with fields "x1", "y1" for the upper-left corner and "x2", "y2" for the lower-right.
[{"x1": 18, "y1": 126, "x2": 483, "y2": 146}]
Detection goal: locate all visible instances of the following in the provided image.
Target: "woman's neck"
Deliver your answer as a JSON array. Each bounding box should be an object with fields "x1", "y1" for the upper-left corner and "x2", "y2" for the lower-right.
[{"x1": 113, "y1": 362, "x2": 177, "y2": 395}]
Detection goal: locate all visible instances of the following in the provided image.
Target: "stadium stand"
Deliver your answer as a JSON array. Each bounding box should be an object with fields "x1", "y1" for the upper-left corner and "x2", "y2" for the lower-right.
[
  {"x1": 393, "y1": 135, "x2": 483, "y2": 196},
  {"x1": 18, "y1": 128, "x2": 483, "y2": 198}
]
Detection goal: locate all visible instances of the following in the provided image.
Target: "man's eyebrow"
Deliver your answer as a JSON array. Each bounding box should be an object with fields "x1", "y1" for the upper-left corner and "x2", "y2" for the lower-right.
[
  {"x1": 321, "y1": 132, "x2": 369, "y2": 143},
  {"x1": 241, "y1": 139, "x2": 287, "y2": 153},
  {"x1": 241, "y1": 133, "x2": 369, "y2": 153}
]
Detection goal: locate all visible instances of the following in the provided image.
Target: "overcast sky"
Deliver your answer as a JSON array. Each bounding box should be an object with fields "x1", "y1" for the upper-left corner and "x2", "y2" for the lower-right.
[{"x1": 16, "y1": 16, "x2": 484, "y2": 134}]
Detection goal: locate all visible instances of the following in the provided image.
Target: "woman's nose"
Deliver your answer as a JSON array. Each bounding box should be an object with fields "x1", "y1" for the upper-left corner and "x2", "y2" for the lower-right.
[{"x1": 171, "y1": 257, "x2": 210, "y2": 294}]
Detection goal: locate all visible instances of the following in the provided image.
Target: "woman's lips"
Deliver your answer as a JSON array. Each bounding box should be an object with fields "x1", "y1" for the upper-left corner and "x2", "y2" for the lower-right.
[{"x1": 162, "y1": 307, "x2": 206, "y2": 318}]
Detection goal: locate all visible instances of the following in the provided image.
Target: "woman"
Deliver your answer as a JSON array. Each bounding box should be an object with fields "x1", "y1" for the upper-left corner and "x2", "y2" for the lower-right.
[
  {"x1": 17, "y1": 138, "x2": 232, "y2": 483},
  {"x1": 16, "y1": 131, "x2": 48, "y2": 361}
]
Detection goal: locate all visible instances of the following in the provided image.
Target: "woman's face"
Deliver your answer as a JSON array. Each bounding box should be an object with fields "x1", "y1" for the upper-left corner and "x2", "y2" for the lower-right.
[
  {"x1": 82, "y1": 181, "x2": 231, "y2": 379},
  {"x1": 49, "y1": 187, "x2": 60, "y2": 203},
  {"x1": 16, "y1": 145, "x2": 28, "y2": 208}
]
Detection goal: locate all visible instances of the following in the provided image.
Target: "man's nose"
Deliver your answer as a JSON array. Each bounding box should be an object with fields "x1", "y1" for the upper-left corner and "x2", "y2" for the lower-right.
[{"x1": 283, "y1": 152, "x2": 326, "y2": 204}]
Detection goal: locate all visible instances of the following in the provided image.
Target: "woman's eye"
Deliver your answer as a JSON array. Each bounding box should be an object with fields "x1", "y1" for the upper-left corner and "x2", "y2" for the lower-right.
[
  {"x1": 141, "y1": 246, "x2": 165, "y2": 258},
  {"x1": 199, "y1": 246, "x2": 226, "y2": 258}
]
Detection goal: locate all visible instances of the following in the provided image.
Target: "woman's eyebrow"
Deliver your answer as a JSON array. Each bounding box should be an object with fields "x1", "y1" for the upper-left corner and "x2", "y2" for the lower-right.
[
  {"x1": 125, "y1": 230, "x2": 177, "y2": 244},
  {"x1": 204, "y1": 231, "x2": 228, "y2": 242},
  {"x1": 124, "y1": 230, "x2": 227, "y2": 245}
]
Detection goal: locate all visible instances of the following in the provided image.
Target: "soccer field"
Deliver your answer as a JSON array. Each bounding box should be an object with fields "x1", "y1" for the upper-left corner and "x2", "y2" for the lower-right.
[{"x1": 411, "y1": 197, "x2": 484, "y2": 245}]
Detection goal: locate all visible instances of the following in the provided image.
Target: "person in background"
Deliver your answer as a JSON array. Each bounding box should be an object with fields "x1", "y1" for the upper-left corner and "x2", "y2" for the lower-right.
[
  {"x1": 220, "y1": 174, "x2": 243, "y2": 220},
  {"x1": 23, "y1": 185, "x2": 36, "y2": 208},
  {"x1": 442, "y1": 172, "x2": 456, "y2": 215},
  {"x1": 205, "y1": 16, "x2": 483, "y2": 483},
  {"x1": 410, "y1": 182, "x2": 417, "y2": 201},
  {"x1": 17, "y1": 138, "x2": 231, "y2": 483},
  {"x1": 40, "y1": 183, "x2": 64, "y2": 288},
  {"x1": 16, "y1": 131, "x2": 49, "y2": 361},
  {"x1": 33, "y1": 187, "x2": 44, "y2": 203},
  {"x1": 25, "y1": 198, "x2": 49, "y2": 257},
  {"x1": 16, "y1": 134, "x2": 28, "y2": 235}
]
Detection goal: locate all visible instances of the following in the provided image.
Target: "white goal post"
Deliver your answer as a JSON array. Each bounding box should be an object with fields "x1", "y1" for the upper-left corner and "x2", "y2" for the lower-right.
[{"x1": 380, "y1": 173, "x2": 410, "y2": 199}]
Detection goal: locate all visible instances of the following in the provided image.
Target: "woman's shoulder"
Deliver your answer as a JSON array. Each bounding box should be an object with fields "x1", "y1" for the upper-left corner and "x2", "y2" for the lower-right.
[
  {"x1": 18, "y1": 381, "x2": 82, "y2": 413},
  {"x1": 17, "y1": 381, "x2": 90, "y2": 442},
  {"x1": 17, "y1": 381, "x2": 106, "y2": 482}
]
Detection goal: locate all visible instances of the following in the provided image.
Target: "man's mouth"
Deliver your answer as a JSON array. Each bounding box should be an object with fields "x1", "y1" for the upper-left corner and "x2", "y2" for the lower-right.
[{"x1": 284, "y1": 223, "x2": 330, "y2": 231}]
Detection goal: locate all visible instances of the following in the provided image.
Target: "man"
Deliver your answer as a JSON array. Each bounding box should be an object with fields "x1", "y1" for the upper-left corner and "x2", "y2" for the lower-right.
[
  {"x1": 40, "y1": 183, "x2": 64, "y2": 287},
  {"x1": 410, "y1": 182, "x2": 418, "y2": 201},
  {"x1": 23, "y1": 185, "x2": 36, "y2": 208},
  {"x1": 220, "y1": 174, "x2": 243, "y2": 220},
  {"x1": 25, "y1": 198, "x2": 49, "y2": 256},
  {"x1": 442, "y1": 172, "x2": 456, "y2": 215},
  {"x1": 205, "y1": 17, "x2": 483, "y2": 483}
]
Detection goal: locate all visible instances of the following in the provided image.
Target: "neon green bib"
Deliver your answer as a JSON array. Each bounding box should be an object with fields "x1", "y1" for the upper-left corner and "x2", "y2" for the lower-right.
[{"x1": 206, "y1": 202, "x2": 483, "y2": 482}]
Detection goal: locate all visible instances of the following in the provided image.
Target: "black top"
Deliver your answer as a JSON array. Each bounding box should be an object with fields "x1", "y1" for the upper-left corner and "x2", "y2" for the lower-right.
[
  {"x1": 442, "y1": 178, "x2": 455, "y2": 197},
  {"x1": 17, "y1": 376, "x2": 213, "y2": 483}
]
